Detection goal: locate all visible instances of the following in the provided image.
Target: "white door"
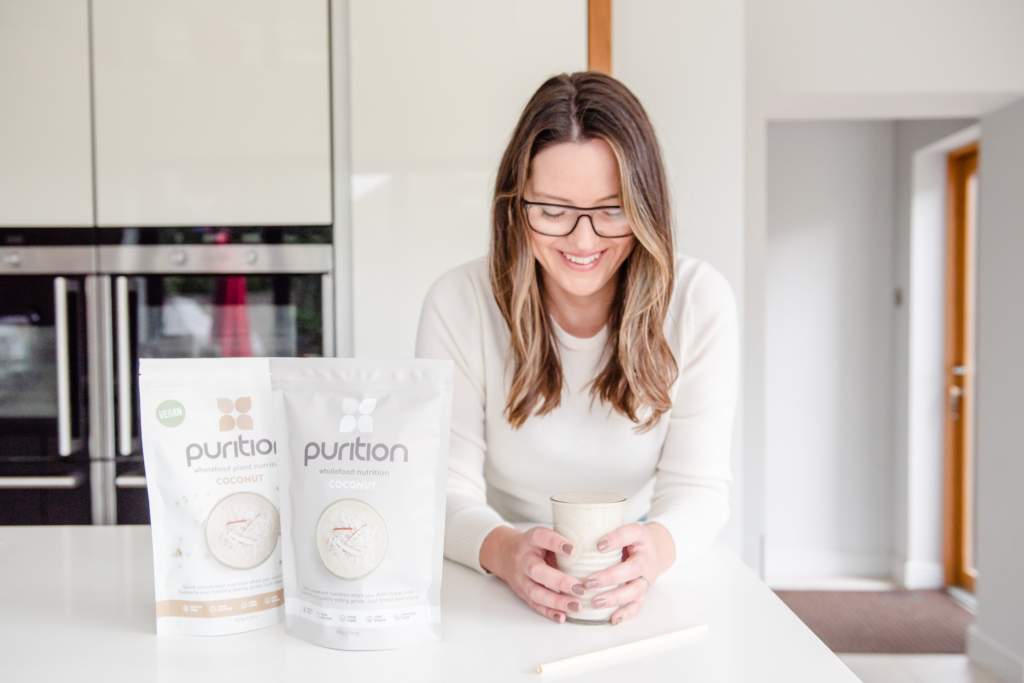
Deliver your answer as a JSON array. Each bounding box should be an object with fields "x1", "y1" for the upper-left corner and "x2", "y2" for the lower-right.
[
  {"x1": 971, "y1": 95, "x2": 1024, "y2": 665},
  {"x1": 91, "y1": 0, "x2": 332, "y2": 227},
  {"x1": 0, "y1": 0, "x2": 93, "y2": 227}
]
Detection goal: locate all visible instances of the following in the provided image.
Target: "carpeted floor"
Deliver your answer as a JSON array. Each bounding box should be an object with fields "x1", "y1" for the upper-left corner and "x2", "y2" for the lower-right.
[{"x1": 774, "y1": 590, "x2": 973, "y2": 654}]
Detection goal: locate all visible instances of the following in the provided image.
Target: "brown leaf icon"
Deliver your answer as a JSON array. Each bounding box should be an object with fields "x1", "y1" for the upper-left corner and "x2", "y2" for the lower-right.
[
  {"x1": 236, "y1": 414, "x2": 253, "y2": 430},
  {"x1": 234, "y1": 397, "x2": 252, "y2": 413},
  {"x1": 217, "y1": 398, "x2": 233, "y2": 414},
  {"x1": 219, "y1": 415, "x2": 235, "y2": 432}
]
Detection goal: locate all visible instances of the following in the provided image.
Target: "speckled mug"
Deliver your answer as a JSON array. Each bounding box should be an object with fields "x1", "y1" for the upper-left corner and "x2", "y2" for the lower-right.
[{"x1": 551, "y1": 491, "x2": 626, "y2": 624}]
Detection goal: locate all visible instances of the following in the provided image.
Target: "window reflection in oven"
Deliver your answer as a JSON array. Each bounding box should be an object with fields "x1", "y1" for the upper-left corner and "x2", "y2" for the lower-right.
[
  {"x1": 135, "y1": 275, "x2": 323, "y2": 360},
  {"x1": 0, "y1": 275, "x2": 90, "y2": 525},
  {"x1": 114, "y1": 274, "x2": 324, "y2": 524},
  {"x1": 0, "y1": 312, "x2": 58, "y2": 420}
]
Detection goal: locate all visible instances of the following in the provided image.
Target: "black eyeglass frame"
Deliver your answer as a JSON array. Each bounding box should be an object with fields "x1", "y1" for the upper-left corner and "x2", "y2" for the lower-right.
[{"x1": 521, "y1": 200, "x2": 634, "y2": 238}]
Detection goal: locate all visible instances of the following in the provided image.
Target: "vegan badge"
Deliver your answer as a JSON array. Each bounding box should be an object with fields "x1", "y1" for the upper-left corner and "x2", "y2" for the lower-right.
[{"x1": 156, "y1": 400, "x2": 186, "y2": 428}]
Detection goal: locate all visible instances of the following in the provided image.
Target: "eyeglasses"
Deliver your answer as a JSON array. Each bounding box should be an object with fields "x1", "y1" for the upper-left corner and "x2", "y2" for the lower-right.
[{"x1": 521, "y1": 200, "x2": 633, "y2": 238}]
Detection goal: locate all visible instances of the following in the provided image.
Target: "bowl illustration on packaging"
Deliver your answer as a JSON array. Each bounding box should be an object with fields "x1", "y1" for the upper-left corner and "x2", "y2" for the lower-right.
[
  {"x1": 315, "y1": 499, "x2": 388, "y2": 580},
  {"x1": 205, "y1": 492, "x2": 280, "y2": 570}
]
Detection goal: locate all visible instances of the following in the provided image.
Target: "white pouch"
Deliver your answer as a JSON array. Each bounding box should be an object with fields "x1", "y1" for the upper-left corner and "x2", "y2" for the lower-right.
[
  {"x1": 271, "y1": 358, "x2": 453, "y2": 650},
  {"x1": 139, "y1": 358, "x2": 282, "y2": 636}
]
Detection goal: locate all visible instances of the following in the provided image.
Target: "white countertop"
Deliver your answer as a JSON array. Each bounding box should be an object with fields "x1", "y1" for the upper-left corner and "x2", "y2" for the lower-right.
[{"x1": 0, "y1": 526, "x2": 858, "y2": 682}]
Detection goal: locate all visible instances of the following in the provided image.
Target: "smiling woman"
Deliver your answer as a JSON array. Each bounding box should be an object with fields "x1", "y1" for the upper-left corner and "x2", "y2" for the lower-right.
[{"x1": 416, "y1": 72, "x2": 739, "y2": 627}]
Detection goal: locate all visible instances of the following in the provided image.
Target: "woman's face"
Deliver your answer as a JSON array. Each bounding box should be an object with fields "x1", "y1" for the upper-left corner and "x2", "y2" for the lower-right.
[{"x1": 524, "y1": 139, "x2": 635, "y2": 301}]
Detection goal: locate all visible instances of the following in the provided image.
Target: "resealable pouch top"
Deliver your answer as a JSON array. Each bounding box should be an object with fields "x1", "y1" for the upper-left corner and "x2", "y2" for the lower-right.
[
  {"x1": 271, "y1": 358, "x2": 453, "y2": 651},
  {"x1": 139, "y1": 358, "x2": 282, "y2": 636}
]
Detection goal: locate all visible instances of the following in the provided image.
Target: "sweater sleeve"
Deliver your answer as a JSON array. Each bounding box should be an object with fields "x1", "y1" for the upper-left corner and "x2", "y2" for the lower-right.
[
  {"x1": 415, "y1": 264, "x2": 512, "y2": 574},
  {"x1": 646, "y1": 263, "x2": 739, "y2": 564}
]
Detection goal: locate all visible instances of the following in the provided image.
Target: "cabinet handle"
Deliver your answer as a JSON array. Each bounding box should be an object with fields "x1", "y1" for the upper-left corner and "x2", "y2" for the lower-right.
[
  {"x1": 115, "y1": 475, "x2": 147, "y2": 488},
  {"x1": 54, "y1": 277, "x2": 72, "y2": 456},
  {"x1": 0, "y1": 474, "x2": 82, "y2": 489},
  {"x1": 115, "y1": 277, "x2": 133, "y2": 456}
]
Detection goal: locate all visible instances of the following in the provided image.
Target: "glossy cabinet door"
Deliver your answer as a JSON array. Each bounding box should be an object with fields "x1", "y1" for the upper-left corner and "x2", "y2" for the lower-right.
[
  {"x1": 0, "y1": 0, "x2": 94, "y2": 227},
  {"x1": 348, "y1": 0, "x2": 587, "y2": 358},
  {"x1": 92, "y1": 0, "x2": 332, "y2": 227}
]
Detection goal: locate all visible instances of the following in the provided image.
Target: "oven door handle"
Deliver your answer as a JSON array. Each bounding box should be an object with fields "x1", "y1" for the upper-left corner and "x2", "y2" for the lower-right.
[
  {"x1": 0, "y1": 474, "x2": 83, "y2": 489},
  {"x1": 115, "y1": 276, "x2": 133, "y2": 456},
  {"x1": 54, "y1": 277, "x2": 72, "y2": 456}
]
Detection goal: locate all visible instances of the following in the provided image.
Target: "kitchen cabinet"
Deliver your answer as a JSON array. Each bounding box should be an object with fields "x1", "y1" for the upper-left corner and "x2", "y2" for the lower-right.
[
  {"x1": 0, "y1": 0, "x2": 94, "y2": 227},
  {"x1": 91, "y1": 0, "x2": 332, "y2": 227}
]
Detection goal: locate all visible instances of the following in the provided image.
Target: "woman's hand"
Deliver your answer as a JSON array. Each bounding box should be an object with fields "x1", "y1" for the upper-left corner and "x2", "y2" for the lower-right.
[
  {"x1": 583, "y1": 522, "x2": 676, "y2": 625},
  {"x1": 479, "y1": 526, "x2": 588, "y2": 624}
]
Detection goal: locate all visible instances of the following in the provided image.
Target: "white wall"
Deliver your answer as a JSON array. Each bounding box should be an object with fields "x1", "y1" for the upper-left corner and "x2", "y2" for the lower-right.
[
  {"x1": 746, "y1": 0, "x2": 1024, "y2": 577},
  {"x1": 748, "y1": 0, "x2": 1024, "y2": 118},
  {"x1": 968, "y1": 96, "x2": 1024, "y2": 683},
  {"x1": 764, "y1": 121, "x2": 896, "y2": 579},
  {"x1": 347, "y1": 0, "x2": 586, "y2": 359},
  {"x1": 614, "y1": 0, "x2": 747, "y2": 559}
]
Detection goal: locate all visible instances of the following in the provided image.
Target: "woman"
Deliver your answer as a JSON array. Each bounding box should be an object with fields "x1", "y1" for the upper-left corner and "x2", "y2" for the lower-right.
[{"x1": 416, "y1": 72, "x2": 737, "y2": 625}]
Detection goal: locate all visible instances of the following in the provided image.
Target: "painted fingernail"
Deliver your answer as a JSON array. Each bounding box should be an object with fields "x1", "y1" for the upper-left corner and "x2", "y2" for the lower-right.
[
  {"x1": 585, "y1": 578, "x2": 600, "y2": 589},
  {"x1": 561, "y1": 543, "x2": 574, "y2": 555},
  {"x1": 552, "y1": 613, "x2": 564, "y2": 624},
  {"x1": 593, "y1": 598, "x2": 607, "y2": 609},
  {"x1": 597, "y1": 539, "x2": 611, "y2": 552},
  {"x1": 571, "y1": 584, "x2": 585, "y2": 595},
  {"x1": 567, "y1": 601, "x2": 581, "y2": 613},
  {"x1": 614, "y1": 616, "x2": 623, "y2": 625}
]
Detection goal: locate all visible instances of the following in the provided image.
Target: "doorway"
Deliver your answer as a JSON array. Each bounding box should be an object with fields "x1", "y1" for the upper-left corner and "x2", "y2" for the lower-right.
[{"x1": 764, "y1": 119, "x2": 979, "y2": 588}]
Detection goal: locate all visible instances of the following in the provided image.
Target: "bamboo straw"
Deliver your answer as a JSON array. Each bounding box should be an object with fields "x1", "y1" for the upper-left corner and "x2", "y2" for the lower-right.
[{"x1": 536, "y1": 623, "x2": 709, "y2": 674}]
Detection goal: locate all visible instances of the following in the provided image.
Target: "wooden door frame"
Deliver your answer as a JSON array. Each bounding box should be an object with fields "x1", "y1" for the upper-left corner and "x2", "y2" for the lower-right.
[
  {"x1": 588, "y1": 0, "x2": 611, "y2": 74},
  {"x1": 943, "y1": 141, "x2": 979, "y2": 592}
]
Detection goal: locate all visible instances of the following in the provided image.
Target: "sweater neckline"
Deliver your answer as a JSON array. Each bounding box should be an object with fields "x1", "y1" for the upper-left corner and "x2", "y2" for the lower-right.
[{"x1": 551, "y1": 318, "x2": 608, "y2": 352}]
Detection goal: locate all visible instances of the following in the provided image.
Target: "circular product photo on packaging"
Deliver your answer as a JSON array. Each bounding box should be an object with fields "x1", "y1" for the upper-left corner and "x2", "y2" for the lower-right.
[
  {"x1": 205, "y1": 492, "x2": 281, "y2": 570},
  {"x1": 315, "y1": 499, "x2": 388, "y2": 580}
]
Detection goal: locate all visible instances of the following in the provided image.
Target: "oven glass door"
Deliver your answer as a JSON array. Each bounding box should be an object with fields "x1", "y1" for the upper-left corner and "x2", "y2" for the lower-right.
[
  {"x1": 0, "y1": 275, "x2": 91, "y2": 525},
  {"x1": 113, "y1": 273, "x2": 325, "y2": 523}
]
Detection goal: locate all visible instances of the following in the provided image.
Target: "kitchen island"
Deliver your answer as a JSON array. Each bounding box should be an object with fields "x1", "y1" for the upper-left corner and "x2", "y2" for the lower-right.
[{"x1": 0, "y1": 526, "x2": 857, "y2": 681}]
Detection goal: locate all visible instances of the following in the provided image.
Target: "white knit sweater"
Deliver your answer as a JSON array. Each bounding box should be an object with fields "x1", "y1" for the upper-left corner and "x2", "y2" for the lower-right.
[{"x1": 415, "y1": 255, "x2": 738, "y2": 574}]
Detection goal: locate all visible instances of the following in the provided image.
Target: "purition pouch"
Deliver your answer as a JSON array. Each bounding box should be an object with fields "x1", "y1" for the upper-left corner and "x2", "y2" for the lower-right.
[
  {"x1": 139, "y1": 358, "x2": 282, "y2": 636},
  {"x1": 271, "y1": 358, "x2": 453, "y2": 650}
]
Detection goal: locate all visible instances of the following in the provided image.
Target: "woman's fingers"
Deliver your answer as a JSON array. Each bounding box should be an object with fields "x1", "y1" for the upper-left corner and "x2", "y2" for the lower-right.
[
  {"x1": 521, "y1": 577, "x2": 584, "y2": 614},
  {"x1": 609, "y1": 584, "x2": 647, "y2": 625},
  {"x1": 525, "y1": 556, "x2": 586, "y2": 596},
  {"x1": 525, "y1": 526, "x2": 576, "y2": 557},
  {"x1": 526, "y1": 597, "x2": 566, "y2": 624},
  {"x1": 590, "y1": 576, "x2": 647, "y2": 611},
  {"x1": 596, "y1": 522, "x2": 645, "y2": 554},
  {"x1": 584, "y1": 554, "x2": 648, "y2": 590}
]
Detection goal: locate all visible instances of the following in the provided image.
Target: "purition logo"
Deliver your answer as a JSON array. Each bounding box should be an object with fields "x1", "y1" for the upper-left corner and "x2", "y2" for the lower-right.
[
  {"x1": 186, "y1": 436, "x2": 275, "y2": 467},
  {"x1": 183, "y1": 398, "x2": 272, "y2": 467},
  {"x1": 305, "y1": 395, "x2": 408, "y2": 466},
  {"x1": 303, "y1": 437, "x2": 407, "y2": 466},
  {"x1": 156, "y1": 400, "x2": 186, "y2": 428},
  {"x1": 339, "y1": 398, "x2": 375, "y2": 433},
  {"x1": 218, "y1": 397, "x2": 253, "y2": 432}
]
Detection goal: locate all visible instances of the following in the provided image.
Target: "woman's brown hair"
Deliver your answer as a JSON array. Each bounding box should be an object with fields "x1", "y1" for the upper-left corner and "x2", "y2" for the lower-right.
[{"x1": 490, "y1": 71, "x2": 677, "y2": 432}]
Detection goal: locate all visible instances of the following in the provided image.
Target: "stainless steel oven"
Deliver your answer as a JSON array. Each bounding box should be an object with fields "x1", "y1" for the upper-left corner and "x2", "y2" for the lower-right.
[
  {"x1": 0, "y1": 235, "x2": 97, "y2": 525},
  {"x1": 96, "y1": 227, "x2": 333, "y2": 524}
]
